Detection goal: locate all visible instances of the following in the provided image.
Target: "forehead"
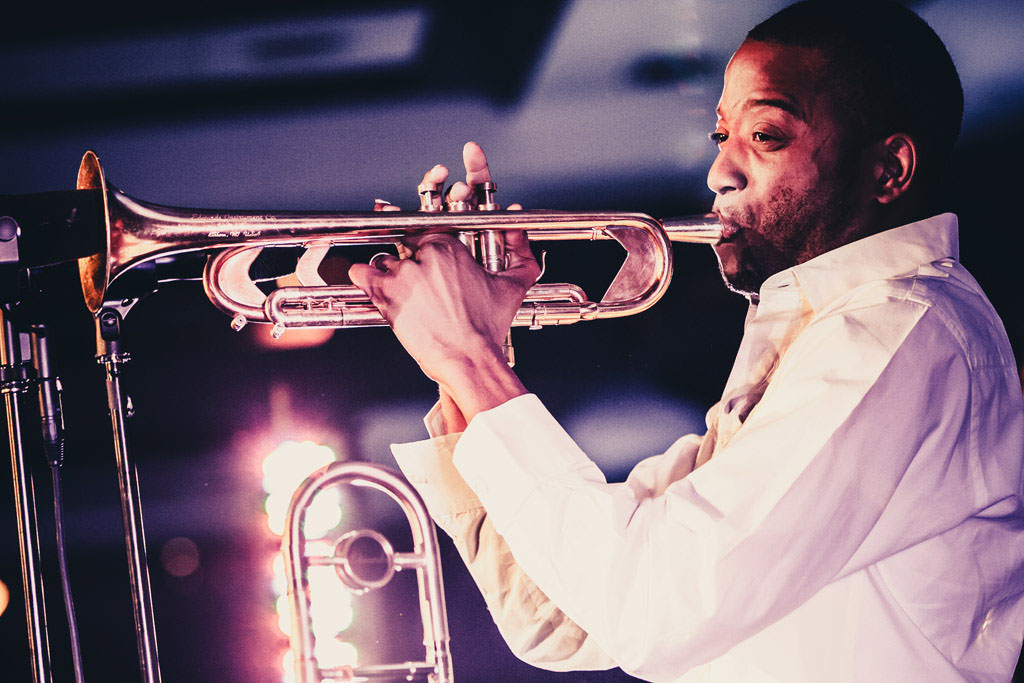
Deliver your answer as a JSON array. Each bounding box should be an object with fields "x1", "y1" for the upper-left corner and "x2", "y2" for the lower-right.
[{"x1": 718, "y1": 40, "x2": 831, "y2": 122}]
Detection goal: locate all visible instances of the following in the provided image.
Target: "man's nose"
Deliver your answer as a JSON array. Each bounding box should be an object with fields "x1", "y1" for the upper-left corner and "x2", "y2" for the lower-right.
[{"x1": 706, "y1": 144, "x2": 747, "y2": 196}]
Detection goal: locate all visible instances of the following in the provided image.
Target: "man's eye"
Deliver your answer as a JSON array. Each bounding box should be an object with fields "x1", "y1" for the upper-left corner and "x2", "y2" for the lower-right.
[
  {"x1": 752, "y1": 131, "x2": 780, "y2": 144},
  {"x1": 708, "y1": 131, "x2": 728, "y2": 144}
]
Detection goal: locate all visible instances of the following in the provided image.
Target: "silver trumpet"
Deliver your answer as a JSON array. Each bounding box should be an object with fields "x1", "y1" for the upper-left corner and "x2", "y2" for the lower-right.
[
  {"x1": 283, "y1": 462, "x2": 452, "y2": 683},
  {"x1": 71, "y1": 151, "x2": 722, "y2": 336}
]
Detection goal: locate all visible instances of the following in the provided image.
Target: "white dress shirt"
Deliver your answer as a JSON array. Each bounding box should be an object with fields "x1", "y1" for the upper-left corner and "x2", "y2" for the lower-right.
[{"x1": 392, "y1": 214, "x2": 1024, "y2": 682}]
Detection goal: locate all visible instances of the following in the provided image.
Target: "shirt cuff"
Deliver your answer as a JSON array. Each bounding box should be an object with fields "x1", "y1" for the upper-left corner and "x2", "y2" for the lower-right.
[
  {"x1": 453, "y1": 393, "x2": 603, "y2": 534},
  {"x1": 390, "y1": 404, "x2": 481, "y2": 524}
]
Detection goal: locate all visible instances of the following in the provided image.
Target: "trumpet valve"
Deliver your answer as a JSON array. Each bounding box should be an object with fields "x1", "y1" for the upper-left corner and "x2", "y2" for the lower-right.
[
  {"x1": 417, "y1": 181, "x2": 443, "y2": 212},
  {"x1": 473, "y1": 181, "x2": 499, "y2": 211},
  {"x1": 445, "y1": 195, "x2": 472, "y2": 212},
  {"x1": 479, "y1": 230, "x2": 505, "y2": 273}
]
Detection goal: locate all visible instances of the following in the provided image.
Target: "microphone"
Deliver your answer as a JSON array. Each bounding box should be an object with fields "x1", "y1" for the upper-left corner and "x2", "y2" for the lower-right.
[
  {"x1": 1, "y1": 190, "x2": 108, "y2": 305},
  {"x1": 29, "y1": 324, "x2": 64, "y2": 467},
  {"x1": 0, "y1": 189, "x2": 107, "y2": 270}
]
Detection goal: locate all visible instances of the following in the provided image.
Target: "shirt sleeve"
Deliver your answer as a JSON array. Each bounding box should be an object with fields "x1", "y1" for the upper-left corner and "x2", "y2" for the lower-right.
[
  {"x1": 452, "y1": 299, "x2": 985, "y2": 680},
  {"x1": 391, "y1": 411, "x2": 617, "y2": 671}
]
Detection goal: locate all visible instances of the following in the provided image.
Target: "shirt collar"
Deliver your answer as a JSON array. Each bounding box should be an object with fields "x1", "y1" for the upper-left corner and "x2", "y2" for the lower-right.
[{"x1": 759, "y1": 213, "x2": 960, "y2": 314}]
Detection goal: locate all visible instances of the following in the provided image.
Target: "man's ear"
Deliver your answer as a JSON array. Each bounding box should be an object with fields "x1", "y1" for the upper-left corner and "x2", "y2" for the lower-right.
[{"x1": 874, "y1": 133, "x2": 917, "y2": 204}]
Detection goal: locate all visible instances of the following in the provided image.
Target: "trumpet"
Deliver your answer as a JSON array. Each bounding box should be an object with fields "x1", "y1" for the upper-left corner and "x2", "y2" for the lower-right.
[
  {"x1": 283, "y1": 462, "x2": 452, "y2": 683},
  {"x1": 59, "y1": 151, "x2": 721, "y2": 333}
]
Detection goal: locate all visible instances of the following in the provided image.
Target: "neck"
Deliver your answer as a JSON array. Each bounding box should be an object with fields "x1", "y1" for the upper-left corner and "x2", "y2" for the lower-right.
[{"x1": 846, "y1": 194, "x2": 931, "y2": 249}]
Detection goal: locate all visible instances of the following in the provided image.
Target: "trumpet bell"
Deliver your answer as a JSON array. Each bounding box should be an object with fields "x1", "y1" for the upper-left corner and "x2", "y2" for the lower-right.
[{"x1": 76, "y1": 151, "x2": 111, "y2": 312}]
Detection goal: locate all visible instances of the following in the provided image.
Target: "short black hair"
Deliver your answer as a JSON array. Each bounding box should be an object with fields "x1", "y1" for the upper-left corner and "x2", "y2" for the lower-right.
[{"x1": 747, "y1": 0, "x2": 963, "y2": 186}]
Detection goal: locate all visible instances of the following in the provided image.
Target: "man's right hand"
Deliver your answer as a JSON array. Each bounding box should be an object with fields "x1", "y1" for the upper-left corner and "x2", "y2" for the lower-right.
[{"x1": 350, "y1": 142, "x2": 538, "y2": 426}]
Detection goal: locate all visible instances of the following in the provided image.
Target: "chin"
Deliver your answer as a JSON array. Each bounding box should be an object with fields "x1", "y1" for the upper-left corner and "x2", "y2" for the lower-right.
[
  {"x1": 713, "y1": 243, "x2": 758, "y2": 298},
  {"x1": 721, "y1": 273, "x2": 761, "y2": 300},
  {"x1": 717, "y1": 266, "x2": 760, "y2": 299}
]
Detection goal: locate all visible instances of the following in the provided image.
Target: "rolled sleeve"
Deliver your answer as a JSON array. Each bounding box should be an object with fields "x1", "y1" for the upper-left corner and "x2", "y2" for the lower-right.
[
  {"x1": 390, "y1": 402, "x2": 614, "y2": 672},
  {"x1": 392, "y1": 431, "x2": 482, "y2": 531}
]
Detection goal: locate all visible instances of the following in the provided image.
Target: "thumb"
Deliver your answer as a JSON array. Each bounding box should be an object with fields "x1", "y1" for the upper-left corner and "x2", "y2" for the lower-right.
[
  {"x1": 348, "y1": 263, "x2": 397, "y2": 317},
  {"x1": 348, "y1": 263, "x2": 378, "y2": 296}
]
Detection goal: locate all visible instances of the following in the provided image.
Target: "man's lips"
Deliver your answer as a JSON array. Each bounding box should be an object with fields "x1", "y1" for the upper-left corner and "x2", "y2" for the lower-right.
[{"x1": 714, "y1": 214, "x2": 743, "y2": 241}]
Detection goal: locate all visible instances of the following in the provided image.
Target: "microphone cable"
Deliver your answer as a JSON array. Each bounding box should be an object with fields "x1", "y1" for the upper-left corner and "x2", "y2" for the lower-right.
[
  {"x1": 49, "y1": 459, "x2": 85, "y2": 683},
  {"x1": 31, "y1": 324, "x2": 85, "y2": 683}
]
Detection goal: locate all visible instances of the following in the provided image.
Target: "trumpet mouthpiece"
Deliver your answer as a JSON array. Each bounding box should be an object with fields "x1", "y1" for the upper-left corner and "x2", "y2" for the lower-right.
[{"x1": 661, "y1": 214, "x2": 722, "y2": 244}]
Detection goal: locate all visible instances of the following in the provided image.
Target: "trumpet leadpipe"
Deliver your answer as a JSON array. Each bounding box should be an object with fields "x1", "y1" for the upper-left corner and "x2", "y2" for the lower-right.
[{"x1": 662, "y1": 214, "x2": 724, "y2": 244}]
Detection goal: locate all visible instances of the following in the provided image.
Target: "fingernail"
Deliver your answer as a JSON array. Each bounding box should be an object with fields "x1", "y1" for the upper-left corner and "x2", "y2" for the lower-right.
[{"x1": 373, "y1": 198, "x2": 392, "y2": 205}]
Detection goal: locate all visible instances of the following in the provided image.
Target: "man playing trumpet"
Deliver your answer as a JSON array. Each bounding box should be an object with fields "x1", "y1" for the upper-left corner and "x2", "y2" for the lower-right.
[{"x1": 349, "y1": 1, "x2": 1024, "y2": 680}]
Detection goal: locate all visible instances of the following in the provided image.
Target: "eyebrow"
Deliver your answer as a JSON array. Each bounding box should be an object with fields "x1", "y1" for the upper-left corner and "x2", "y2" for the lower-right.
[{"x1": 744, "y1": 97, "x2": 804, "y2": 121}]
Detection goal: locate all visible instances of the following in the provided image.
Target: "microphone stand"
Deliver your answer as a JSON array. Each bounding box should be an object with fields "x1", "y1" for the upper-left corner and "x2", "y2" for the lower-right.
[
  {"x1": 94, "y1": 302, "x2": 162, "y2": 683},
  {"x1": 2, "y1": 187, "x2": 162, "y2": 682},
  {"x1": 2, "y1": 300, "x2": 163, "y2": 683},
  {"x1": 0, "y1": 306, "x2": 53, "y2": 683}
]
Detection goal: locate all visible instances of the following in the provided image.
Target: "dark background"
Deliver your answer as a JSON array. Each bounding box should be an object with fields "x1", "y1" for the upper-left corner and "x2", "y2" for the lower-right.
[{"x1": 2, "y1": 1, "x2": 1023, "y2": 681}]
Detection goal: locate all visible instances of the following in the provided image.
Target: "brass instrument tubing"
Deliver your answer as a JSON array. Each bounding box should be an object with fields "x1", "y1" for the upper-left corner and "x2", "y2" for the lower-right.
[{"x1": 284, "y1": 462, "x2": 452, "y2": 683}]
